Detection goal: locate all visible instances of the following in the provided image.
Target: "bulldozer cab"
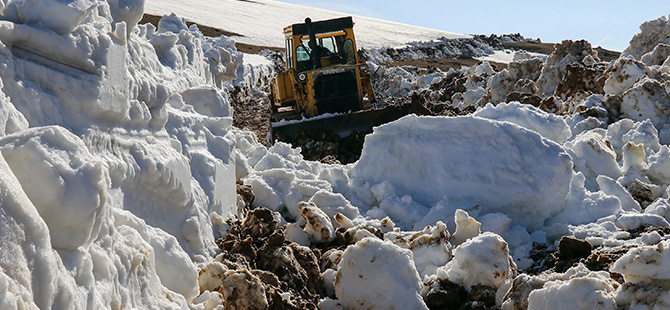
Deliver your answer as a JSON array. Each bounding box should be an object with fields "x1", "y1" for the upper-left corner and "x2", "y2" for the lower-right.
[
  {"x1": 288, "y1": 19, "x2": 358, "y2": 72},
  {"x1": 270, "y1": 17, "x2": 374, "y2": 119}
]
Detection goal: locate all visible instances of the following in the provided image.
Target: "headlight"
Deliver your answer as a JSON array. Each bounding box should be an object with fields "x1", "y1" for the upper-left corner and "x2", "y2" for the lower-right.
[
  {"x1": 298, "y1": 73, "x2": 307, "y2": 81},
  {"x1": 360, "y1": 64, "x2": 368, "y2": 72}
]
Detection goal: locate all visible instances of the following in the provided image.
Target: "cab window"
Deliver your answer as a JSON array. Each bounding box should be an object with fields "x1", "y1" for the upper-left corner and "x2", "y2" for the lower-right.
[
  {"x1": 296, "y1": 45, "x2": 312, "y2": 72},
  {"x1": 341, "y1": 39, "x2": 355, "y2": 64}
]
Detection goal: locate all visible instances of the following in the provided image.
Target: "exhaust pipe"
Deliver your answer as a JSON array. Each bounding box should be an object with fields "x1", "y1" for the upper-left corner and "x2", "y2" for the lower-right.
[{"x1": 305, "y1": 17, "x2": 322, "y2": 69}]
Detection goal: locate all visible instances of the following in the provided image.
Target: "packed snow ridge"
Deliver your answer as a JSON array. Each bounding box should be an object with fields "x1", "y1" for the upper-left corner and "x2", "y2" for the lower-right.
[{"x1": 2, "y1": 0, "x2": 670, "y2": 308}]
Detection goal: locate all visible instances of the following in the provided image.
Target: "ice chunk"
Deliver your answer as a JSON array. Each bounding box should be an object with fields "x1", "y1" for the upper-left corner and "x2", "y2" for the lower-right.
[
  {"x1": 621, "y1": 77, "x2": 670, "y2": 128},
  {"x1": 335, "y1": 237, "x2": 427, "y2": 309},
  {"x1": 612, "y1": 239, "x2": 670, "y2": 283},
  {"x1": 549, "y1": 172, "x2": 622, "y2": 226},
  {"x1": 604, "y1": 58, "x2": 647, "y2": 96},
  {"x1": 624, "y1": 15, "x2": 670, "y2": 59},
  {"x1": 526, "y1": 264, "x2": 617, "y2": 310},
  {"x1": 564, "y1": 129, "x2": 622, "y2": 190},
  {"x1": 385, "y1": 221, "x2": 452, "y2": 279},
  {"x1": 453, "y1": 209, "x2": 481, "y2": 246},
  {"x1": 179, "y1": 86, "x2": 232, "y2": 118},
  {"x1": 438, "y1": 232, "x2": 513, "y2": 291},
  {"x1": 298, "y1": 201, "x2": 335, "y2": 244},
  {"x1": 647, "y1": 146, "x2": 670, "y2": 184},
  {"x1": 640, "y1": 43, "x2": 670, "y2": 66},
  {"x1": 596, "y1": 175, "x2": 641, "y2": 212},
  {"x1": 615, "y1": 212, "x2": 670, "y2": 230}
]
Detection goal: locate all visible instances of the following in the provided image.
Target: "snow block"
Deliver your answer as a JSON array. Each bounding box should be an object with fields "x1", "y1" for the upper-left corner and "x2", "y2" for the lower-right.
[
  {"x1": 335, "y1": 237, "x2": 427, "y2": 310},
  {"x1": 351, "y1": 115, "x2": 574, "y2": 231}
]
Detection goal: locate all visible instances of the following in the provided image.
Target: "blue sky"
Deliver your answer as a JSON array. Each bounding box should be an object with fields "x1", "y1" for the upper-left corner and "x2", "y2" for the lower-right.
[{"x1": 276, "y1": 0, "x2": 670, "y2": 52}]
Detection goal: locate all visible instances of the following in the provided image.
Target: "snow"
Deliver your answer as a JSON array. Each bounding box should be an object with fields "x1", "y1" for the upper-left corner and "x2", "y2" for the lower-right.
[
  {"x1": 474, "y1": 101, "x2": 572, "y2": 144},
  {"x1": 526, "y1": 264, "x2": 618, "y2": 310},
  {"x1": 144, "y1": 0, "x2": 469, "y2": 50},
  {"x1": 0, "y1": 0, "x2": 237, "y2": 308},
  {"x1": 612, "y1": 239, "x2": 670, "y2": 284},
  {"x1": 334, "y1": 237, "x2": 428, "y2": 310},
  {"x1": 350, "y1": 114, "x2": 574, "y2": 231},
  {"x1": 2, "y1": 0, "x2": 670, "y2": 308},
  {"x1": 437, "y1": 232, "x2": 513, "y2": 292},
  {"x1": 476, "y1": 49, "x2": 546, "y2": 64}
]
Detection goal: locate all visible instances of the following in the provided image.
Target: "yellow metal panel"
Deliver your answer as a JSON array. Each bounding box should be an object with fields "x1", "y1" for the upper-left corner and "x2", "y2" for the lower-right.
[{"x1": 273, "y1": 73, "x2": 294, "y2": 102}]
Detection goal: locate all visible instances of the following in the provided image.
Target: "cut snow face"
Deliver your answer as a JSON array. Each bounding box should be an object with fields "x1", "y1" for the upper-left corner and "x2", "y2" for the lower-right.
[{"x1": 0, "y1": 0, "x2": 239, "y2": 308}]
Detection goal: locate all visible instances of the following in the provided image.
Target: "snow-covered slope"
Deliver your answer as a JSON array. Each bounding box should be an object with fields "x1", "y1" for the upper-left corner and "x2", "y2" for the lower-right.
[{"x1": 144, "y1": 0, "x2": 470, "y2": 49}]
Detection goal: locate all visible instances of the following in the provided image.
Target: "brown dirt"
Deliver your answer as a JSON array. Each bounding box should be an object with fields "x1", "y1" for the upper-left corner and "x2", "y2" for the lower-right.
[
  {"x1": 384, "y1": 56, "x2": 509, "y2": 72},
  {"x1": 503, "y1": 41, "x2": 621, "y2": 62},
  {"x1": 503, "y1": 41, "x2": 556, "y2": 54},
  {"x1": 216, "y1": 208, "x2": 324, "y2": 309},
  {"x1": 229, "y1": 86, "x2": 272, "y2": 146},
  {"x1": 278, "y1": 128, "x2": 369, "y2": 165}
]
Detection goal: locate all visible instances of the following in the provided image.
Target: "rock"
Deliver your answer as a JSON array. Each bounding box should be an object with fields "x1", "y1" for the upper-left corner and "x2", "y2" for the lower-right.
[
  {"x1": 558, "y1": 236, "x2": 592, "y2": 260},
  {"x1": 424, "y1": 279, "x2": 468, "y2": 310}
]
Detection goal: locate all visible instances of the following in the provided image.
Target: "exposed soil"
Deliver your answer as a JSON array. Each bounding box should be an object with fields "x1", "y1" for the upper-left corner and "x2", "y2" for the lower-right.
[
  {"x1": 386, "y1": 56, "x2": 481, "y2": 72},
  {"x1": 229, "y1": 85, "x2": 272, "y2": 146},
  {"x1": 502, "y1": 41, "x2": 620, "y2": 62}
]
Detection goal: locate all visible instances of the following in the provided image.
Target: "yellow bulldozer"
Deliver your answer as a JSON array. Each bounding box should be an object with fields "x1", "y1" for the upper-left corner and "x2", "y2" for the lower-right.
[{"x1": 269, "y1": 16, "x2": 410, "y2": 142}]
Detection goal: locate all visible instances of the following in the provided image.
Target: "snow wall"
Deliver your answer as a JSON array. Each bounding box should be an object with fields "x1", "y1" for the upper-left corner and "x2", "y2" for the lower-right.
[{"x1": 0, "y1": 1, "x2": 242, "y2": 308}]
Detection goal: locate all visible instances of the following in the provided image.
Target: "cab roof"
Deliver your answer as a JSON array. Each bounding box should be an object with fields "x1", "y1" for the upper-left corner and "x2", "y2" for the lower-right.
[{"x1": 284, "y1": 16, "x2": 354, "y2": 36}]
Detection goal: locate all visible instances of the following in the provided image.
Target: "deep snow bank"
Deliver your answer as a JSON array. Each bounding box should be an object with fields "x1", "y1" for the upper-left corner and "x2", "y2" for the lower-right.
[{"x1": 0, "y1": 0, "x2": 243, "y2": 308}]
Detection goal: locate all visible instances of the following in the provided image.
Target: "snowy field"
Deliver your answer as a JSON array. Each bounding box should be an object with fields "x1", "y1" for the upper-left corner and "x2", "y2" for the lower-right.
[
  {"x1": 2, "y1": 0, "x2": 670, "y2": 309},
  {"x1": 143, "y1": 0, "x2": 470, "y2": 49}
]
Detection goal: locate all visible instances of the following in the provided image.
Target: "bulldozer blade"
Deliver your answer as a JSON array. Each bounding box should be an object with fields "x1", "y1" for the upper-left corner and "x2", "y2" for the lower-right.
[{"x1": 270, "y1": 104, "x2": 412, "y2": 143}]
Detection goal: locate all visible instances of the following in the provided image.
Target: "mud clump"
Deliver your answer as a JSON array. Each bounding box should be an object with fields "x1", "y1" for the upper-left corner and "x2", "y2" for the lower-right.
[
  {"x1": 627, "y1": 180, "x2": 655, "y2": 206},
  {"x1": 558, "y1": 236, "x2": 592, "y2": 260},
  {"x1": 214, "y1": 208, "x2": 324, "y2": 309},
  {"x1": 424, "y1": 279, "x2": 468, "y2": 309},
  {"x1": 554, "y1": 63, "x2": 607, "y2": 100},
  {"x1": 424, "y1": 279, "x2": 498, "y2": 310},
  {"x1": 505, "y1": 91, "x2": 542, "y2": 107},
  {"x1": 279, "y1": 128, "x2": 368, "y2": 164}
]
